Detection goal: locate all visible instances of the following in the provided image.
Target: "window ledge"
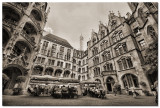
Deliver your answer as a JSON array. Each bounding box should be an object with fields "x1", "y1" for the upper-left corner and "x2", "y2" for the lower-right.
[{"x1": 118, "y1": 67, "x2": 135, "y2": 72}]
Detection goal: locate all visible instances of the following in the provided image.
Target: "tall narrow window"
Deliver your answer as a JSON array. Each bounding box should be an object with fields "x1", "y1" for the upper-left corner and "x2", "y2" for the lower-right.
[
  {"x1": 122, "y1": 43, "x2": 128, "y2": 53},
  {"x1": 127, "y1": 57, "x2": 133, "y2": 68},
  {"x1": 67, "y1": 49, "x2": 71, "y2": 61},
  {"x1": 51, "y1": 60, "x2": 55, "y2": 65},
  {"x1": 59, "y1": 46, "x2": 64, "y2": 59},
  {"x1": 115, "y1": 48, "x2": 119, "y2": 56},
  {"x1": 41, "y1": 41, "x2": 48, "y2": 55},
  {"x1": 118, "y1": 61, "x2": 123, "y2": 70},
  {"x1": 122, "y1": 58, "x2": 127, "y2": 69},
  {"x1": 51, "y1": 44, "x2": 57, "y2": 57},
  {"x1": 41, "y1": 58, "x2": 45, "y2": 64}
]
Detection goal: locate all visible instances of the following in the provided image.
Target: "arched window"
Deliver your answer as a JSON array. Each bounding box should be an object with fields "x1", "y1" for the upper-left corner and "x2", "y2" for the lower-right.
[
  {"x1": 112, "y1": 31, "x2": 124, "y2": 43},
  {"x1": 73, "y1": 58, "x2": 76, "y2": 64},
  {"x1": 78, "y1": 68, "x2": 81, "y2": 73},
  {"x1": 114, "y1": 43, "x2": 128, "y2": 56},
  {"x1": 92, "y1": 47, "x2": 98, "y2": 56},
  {"x1": 66, "y1": 49, "x2": 71, "y2": 61},
  {"x1": 102, "y1": 51, "x2": 111, "y2": 62},
  {"x1": 33, "y1": 65, "x2": 43, "y2": 75},
  {"x1": 78, "y1": 75, "x2": 81, "y2": 80},
  {"x1": 117, "y1": 57, "x2": 133, "y2": 71},
  {"x1": 93, "y1": 56, "x2": 99, "y2": 65},
  {"x1": 103, "y1": 63, "x2": 113, "y2": 71},
  {"x1": 122, "y1": 74, "x2": 139, "y2": 88},
  {"x1": 147, "y1": 25, "x2": 157, "y2": 40},
  {"x1": 94, "y1": 67, "x2": 100, "y2": 77},
  {"x1": 54, "y1": 69, "x2": 62, "y2": 77},
  {"x1": 101, "y1": 40, "x2": 108, "y2": 51},
  {"x1": 63, "y1": 70, "x2": 70, "y2": 78},
  {"x1": 31, "y1": 9, "x2": 42, "y2": 21},
  {"x1": 44, "y1": 67, "x2": 53, "y2": 76}
]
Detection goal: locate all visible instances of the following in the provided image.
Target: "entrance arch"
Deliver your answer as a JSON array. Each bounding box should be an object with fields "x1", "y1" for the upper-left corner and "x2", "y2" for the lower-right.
[
  {"x1": 106, "y1": 77, "x2": 115, "y2": 92},
  {"x1": 3, "y1": 67, "x2": 22, "y2": 90}
]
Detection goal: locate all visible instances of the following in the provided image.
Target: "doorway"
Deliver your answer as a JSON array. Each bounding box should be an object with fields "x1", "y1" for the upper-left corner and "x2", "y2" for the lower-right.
[{"x1": 106, "y1": 77, "x2": 115, "y2": 92}]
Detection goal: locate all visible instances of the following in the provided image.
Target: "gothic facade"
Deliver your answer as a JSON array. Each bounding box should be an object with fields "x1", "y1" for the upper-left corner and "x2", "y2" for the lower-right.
[
  {"x1": 2, "y1": 2, "x2": 49, "y2": 94},
  {"x1": 87, "y1": 2, "x2": 158, "y2": 95}
]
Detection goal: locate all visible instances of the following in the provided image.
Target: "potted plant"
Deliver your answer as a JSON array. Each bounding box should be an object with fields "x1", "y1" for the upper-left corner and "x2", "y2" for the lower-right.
[{"x1": 13, "y1": 76, "x2": 26, "y2": 95}]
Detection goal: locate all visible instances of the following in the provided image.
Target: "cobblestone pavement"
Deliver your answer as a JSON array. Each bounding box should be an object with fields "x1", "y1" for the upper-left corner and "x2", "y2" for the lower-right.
[{"x1": 3, "y1": 94, "x2": 157, "y2": 106}]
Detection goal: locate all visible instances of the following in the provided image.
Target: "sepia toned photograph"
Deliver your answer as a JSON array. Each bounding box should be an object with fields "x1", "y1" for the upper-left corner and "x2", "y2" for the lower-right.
[{"x1": 2, "y1": 2, "x2": 158, "y2": 106}]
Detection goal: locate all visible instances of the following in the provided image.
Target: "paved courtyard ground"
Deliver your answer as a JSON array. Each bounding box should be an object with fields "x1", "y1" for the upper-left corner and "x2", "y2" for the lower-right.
[{"x1": 3, "y1": 94, "x2": 157, "y2": 106}]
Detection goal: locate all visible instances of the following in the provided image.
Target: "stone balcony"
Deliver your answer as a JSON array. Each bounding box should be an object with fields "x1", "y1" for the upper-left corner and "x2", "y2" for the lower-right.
[
  {"x1": 101, "y1": 70, "x2": 117, "y2": 76},
  {"x1": 21, "y1": 30, "x2": 36, "y2": 46}
]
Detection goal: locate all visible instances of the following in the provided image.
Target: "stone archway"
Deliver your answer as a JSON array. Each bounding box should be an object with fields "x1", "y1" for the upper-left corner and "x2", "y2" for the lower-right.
[
  {"x1": 106, "y1": 77, "x2": 115, "y2": 92},
  {"x1": 31, "y1": 9, "x2": 42, "y2": 21},
  {"x1": 3, "y1": 67, "x2": 22, "y2": 90},
  {"x1": 3, "y1": 28, "x2": 11, "y2": 48},
  {"x1": 54, "y1": 69, "x2": 62, "y2": 77},
  {"x1": 63, "y1": 70, "x2": 70, "y2": 78},
  {"x1": 45, "y1": 67, "x2": 53, "y2": 76}
]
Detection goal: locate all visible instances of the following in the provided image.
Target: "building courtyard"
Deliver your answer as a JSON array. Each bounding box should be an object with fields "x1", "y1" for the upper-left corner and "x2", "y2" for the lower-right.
[
  {"x1": 2, "y1": 2, "x2": 158, "y2": 106},
  {"x1": 3, "y1": 94, "x2": 157, "y2": 106}
]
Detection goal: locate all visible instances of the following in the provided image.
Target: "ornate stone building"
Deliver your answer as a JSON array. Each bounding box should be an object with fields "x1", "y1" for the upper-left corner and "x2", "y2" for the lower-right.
[
  {"x1": 30, "y1": 33, "x2": 89, "y2": 82},
  {"x1": 2, "y1": 2, "x2": 49, "y2": 94},
  {"x1": 3, "y1": 2, "x2": 158, "y2": 96},
  {"x1": 87, "y1": 2, "x2": 158, "y2": 95}
]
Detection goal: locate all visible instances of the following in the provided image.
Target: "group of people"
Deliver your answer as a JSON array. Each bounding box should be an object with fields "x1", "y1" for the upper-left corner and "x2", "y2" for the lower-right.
[
  {"x1": 27, "y1": 84, "x2": 78, "y2": 98},
  {"x1": 27, "y1": 84, "x2": 52, "y2": 96},
  {"x1": 51, "y1": 85, "x2": 78, "y2": 99},
  {"x1": 82, "y1": 87, "x2": 107, "y2": 99}
]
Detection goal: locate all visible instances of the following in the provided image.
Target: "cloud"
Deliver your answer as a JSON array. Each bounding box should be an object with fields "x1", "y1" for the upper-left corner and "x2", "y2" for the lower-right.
[{"x1": 44, "y1": 26, "x2": 54, "y2": 34}]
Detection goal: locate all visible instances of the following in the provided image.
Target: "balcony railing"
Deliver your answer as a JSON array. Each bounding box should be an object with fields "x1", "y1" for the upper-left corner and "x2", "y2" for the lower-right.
[
  {"x1": 3, "y1": 18, "x2": 18, "y2": 28},
  {"x1": 21, "y1": 30, "x2": 36, "y2": 46},
  {"x1": 30, "y1": 15, "x2": 41, "y2": 30}
]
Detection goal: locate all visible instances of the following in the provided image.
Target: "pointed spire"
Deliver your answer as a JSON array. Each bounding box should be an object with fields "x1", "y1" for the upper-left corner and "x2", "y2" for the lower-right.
[{"x1": 118, "y1": 11, "x2": 121, "y2": 17}]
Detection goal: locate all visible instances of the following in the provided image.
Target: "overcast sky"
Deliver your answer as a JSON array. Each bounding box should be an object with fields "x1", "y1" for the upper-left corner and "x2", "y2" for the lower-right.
[{"x1": 44, "y1": 3, "x2": 132, "y2": 50}]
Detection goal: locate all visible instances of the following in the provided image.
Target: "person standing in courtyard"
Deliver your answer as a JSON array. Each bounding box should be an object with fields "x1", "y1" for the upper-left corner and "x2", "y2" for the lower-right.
[
  {"x1": 131, "y1": 87, "x2": 136, "y2": 98},
  {"x1": 125, "y1": 86, "x2": 129, "y2": 95},
  {"x1": 113, "y1": 86, "x2": 117, "y2": 96}
]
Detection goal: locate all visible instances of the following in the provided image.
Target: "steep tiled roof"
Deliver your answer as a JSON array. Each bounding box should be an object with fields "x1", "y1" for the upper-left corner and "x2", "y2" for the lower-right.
[{"x1": 43, "y1": 34, "x2": 73, "y2": 48}]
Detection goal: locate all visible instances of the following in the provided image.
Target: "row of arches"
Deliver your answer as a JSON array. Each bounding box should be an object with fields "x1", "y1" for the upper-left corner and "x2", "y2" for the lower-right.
[
  {"x1": 32, "y1": 65, "x2": 71, "y2": 78},
  {"x1": 3, "y1": 3, "x2": 44, "y2": 23},
  {"x1": 3, "y1": 20, "x2": 38, "y2": 48},
  {"x1": 95, "y1": 73, "x2": 139, "y2": 92},
  {"x1": 3, "y1": 5, "x2": 44, "y2": 48},
  {"x1": 3, "y1": 65, "x2": 27, "y2": 91}
]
